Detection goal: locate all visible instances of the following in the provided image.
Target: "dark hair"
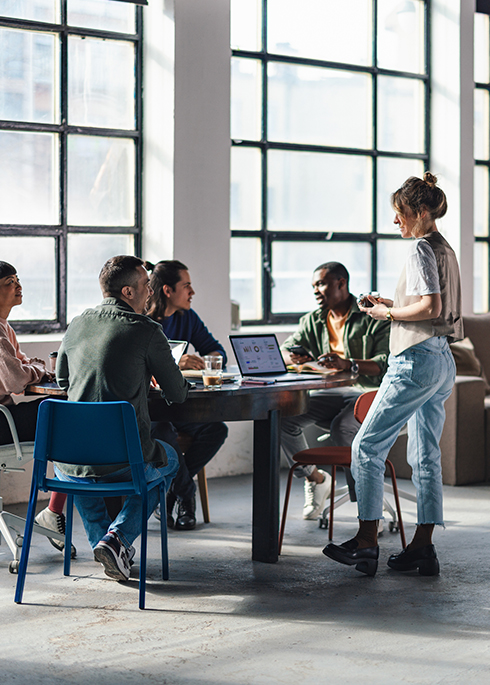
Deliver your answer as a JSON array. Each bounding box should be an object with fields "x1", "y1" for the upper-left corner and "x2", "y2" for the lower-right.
[
  {"x1": 99, "y1": 255, "x2": 144, "y2": 297},
  {"x1": 391, "y1": 172, "x2": 447, "y2": 237},
  {"x1": 314, "y1": 261, "x2": 350, "y2": 286},
  {"x1": 0, "y1": 261, "x2": 16, "y2": 280},
  {"x1": 145, "y1": 260, "x2": 188, "y2": 321}
]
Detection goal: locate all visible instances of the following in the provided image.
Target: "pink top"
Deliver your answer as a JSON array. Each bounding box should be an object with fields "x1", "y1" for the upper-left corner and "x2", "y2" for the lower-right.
[{"x1": 0, "y1": 317, "x2": 47, "y2": 405}]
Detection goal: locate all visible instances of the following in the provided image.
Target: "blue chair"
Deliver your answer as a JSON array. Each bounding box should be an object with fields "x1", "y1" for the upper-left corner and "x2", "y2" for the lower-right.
[{"x1": 14, "y1": 399, "x2": 172, "y2": 610}]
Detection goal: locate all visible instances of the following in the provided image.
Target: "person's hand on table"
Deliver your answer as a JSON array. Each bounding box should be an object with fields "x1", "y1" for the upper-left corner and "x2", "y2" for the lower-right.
[
  {"x1": 317, "y1": 353, "x2": 350, "y2": 371},
  {"x1": 179, "y1": 354, "x2": 205, "y2": 370},
  {"x1": 289, "y1": 352, "x2": 312, "y2": 365},
  {"x1": 42, "y1": 371, "x2": 56, "y2": 382}
]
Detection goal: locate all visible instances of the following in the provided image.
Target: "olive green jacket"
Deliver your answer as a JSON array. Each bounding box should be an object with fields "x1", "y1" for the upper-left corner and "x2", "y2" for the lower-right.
[
  {"x1": 56, "y1": 298, "x2": 190, "y2": 477},
  {"x1": 281, "y1": 297, "x2": 390, "y2": 389}
]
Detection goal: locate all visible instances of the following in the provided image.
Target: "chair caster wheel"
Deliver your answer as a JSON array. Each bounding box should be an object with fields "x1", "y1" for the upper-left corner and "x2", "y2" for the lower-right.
[
  {"x1": 389, "y1": 521, "x2": 399, "y2": 533},
  {"x1": 318, "y1": 517, "x2": 328, "y2": 530},
  {"x1": 16, "y1": 535, "x2": 23, "y2": 547},
  {"x1": 9, "y1": 560, "x2": 19, "y2": 574}
]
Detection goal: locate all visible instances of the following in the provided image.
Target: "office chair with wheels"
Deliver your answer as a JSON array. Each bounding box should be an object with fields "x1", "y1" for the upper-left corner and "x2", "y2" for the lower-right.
[
  {"x1": 0, "y1": 404, "x2": 67, "y2": 573},
  {"x1": 14, "y1": 399, "x2": 173, "y2": 610},
  {"x1": 279, "y1": 391, "x2": 406, "y2": 554}
]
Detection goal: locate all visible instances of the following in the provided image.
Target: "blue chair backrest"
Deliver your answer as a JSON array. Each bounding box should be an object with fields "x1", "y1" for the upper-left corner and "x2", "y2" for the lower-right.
[{"x1": 34, "y1": 399, "x2": 144, "y2": 468}]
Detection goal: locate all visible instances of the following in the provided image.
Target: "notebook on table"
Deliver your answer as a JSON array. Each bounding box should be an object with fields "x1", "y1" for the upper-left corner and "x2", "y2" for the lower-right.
[{"x1": 229, "y1": 334, "x2": 326, "y2": 383}]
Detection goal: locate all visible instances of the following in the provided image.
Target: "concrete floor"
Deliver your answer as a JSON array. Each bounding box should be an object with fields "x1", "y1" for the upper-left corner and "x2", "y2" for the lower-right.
[{"x1": 1, "y1": 472, "x2": 490, "y2": 684}]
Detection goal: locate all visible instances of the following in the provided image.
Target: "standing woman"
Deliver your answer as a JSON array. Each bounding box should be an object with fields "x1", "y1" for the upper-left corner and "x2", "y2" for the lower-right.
[
  {"x1": 0, "y1": 262, "x2": 73, "y2": 554},
  {"x1": 323, "y1": 173, "x2": 463, "y2": 576}
]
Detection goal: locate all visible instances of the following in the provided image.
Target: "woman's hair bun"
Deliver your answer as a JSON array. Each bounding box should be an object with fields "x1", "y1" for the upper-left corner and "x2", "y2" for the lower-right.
[
  {"x1": 143, "y1": 260, "x2": 155, "y2": 272},
  {"x1": 423, "y1": 171, "x2": 437, "y2": 187}
]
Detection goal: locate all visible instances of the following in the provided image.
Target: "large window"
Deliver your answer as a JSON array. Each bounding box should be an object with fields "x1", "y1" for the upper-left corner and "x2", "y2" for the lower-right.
[
  {"x1": 475, "y1": 9, "x2": 490, "y2": 314},
  {"x1": 230, "y1": 0, "x2": 429, "y2": 324},
  {"x1": 0, "y1": 0, "x2": 142, "y2": 332}
]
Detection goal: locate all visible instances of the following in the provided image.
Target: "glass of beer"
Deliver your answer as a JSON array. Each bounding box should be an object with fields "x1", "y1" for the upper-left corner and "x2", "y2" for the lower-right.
[{"x1": 202, "y1": 355, "x2": 223, "y2": 390}]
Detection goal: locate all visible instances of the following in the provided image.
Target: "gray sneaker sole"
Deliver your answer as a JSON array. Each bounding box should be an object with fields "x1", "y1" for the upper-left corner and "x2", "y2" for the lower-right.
[{"x1": 94, "y1": 545, "x2": 129, "y2": 581}]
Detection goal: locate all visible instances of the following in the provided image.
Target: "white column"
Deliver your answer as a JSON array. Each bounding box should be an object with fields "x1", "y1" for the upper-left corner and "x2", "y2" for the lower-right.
[{"x1": 431, "y1": 0, "x2": 475, "y2": 314}]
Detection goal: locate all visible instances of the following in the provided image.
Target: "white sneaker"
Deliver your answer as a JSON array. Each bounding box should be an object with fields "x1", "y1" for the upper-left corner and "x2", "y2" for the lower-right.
[
  {"x1": 303, "y1": 470, "x2": 333, "y2": 520},
  {"x1": 34, "y1": 506, "x2": 77, "y2": 558}
]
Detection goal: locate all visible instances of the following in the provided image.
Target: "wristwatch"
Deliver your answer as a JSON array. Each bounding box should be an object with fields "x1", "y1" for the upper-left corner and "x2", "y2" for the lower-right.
[{"x1": 349, "y1": 358, "x2": 359, "y2": 375}]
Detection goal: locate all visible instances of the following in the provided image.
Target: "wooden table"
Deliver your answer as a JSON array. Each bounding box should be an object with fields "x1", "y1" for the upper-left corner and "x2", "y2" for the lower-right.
[{"x1": 27, "y1": 372, "x2": 357, "y2": 563}]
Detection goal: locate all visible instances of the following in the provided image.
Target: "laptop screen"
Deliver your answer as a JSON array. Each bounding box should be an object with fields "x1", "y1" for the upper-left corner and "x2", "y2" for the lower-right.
[
  {"x1": 229, "y1": 334, "x2": 288, "y2": 376},
  {"x1": 168, "y1": 340, "x2": 188, "y2": 365}
]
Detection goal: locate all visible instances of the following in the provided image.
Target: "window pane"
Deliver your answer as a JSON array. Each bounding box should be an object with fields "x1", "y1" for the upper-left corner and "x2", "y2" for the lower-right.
[
  {"x1": 67, "y1": 0, "x2": 135, "y2": 34},
  {"x1": 68, "y1": 36, "x2": 135, "y2": 130},
  {"x1": 474, "y1": 89, "x2": 490, "y2": 161},
  {"x1": 231, "y1": 58, "x2": 261, "y2": 141},
  {"x1": 0, "y1": 0, "x2": 58, "y2": 23},
  {"x1": 474, "y1": 13, "x2": 490, "y2": 84},
  {"x1": 0, "y1": 29, "x2": 58, "y2": 124},
  {"x1": 231, "y1": 146, "x2": 261, "y2": 231},
  {"x1": 67, "y1": 136, "x2": 135, "y2": 226},
  {"x1": 377, "y1": 239, "x2": 412, "y2": 297},
  {"x1": 0, "y1": 236, "x2": 56, "y2": 320},
  {"x1": 230, "y1": 237, "x2": 262, "y2": 320},
  {"x1": 474, "y1": 241, "x2": 489, "y2": 314},
  {"x1": 67, "y1": 233, "x2": 135, "y2": 321},
  {"x1": 231, "y1": 0, "x2": 261, "y2": 52},
  {"x1": 377, "y1": 157, "x2": 424, "y2": 233},
  {"x1": 377, "y1": 0, "x2": 425, "y2": 74},
  {"x1": 474, "y1": 165, "x2": 489, "y2": 238},
  {"x1": 268, "y1": 0, "x2": 371, "y2": 67},
  {"x1": 0, "y1": 131, "x2": 58, "y2": 224},
  {"x1": 269, "y1": 63, "x2": 372, "y2": 148},
  {"x1": 271, "y1": 241, "x2": 372, "y2": 314},
  {"x1": 377, "y1": 76, "x2": 424, "y2": 153},
  {"x1": 268, "y1": 150, "x2": 372, "y2": 233}
]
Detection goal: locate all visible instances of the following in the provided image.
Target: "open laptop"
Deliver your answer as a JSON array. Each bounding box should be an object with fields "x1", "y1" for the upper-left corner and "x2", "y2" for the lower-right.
[
  {"x1": 168, "y1": 340, "x2": 188, "y2": 365},
  {"x1": 229, "y1": 333, "x2": 324, "y2": 382}
]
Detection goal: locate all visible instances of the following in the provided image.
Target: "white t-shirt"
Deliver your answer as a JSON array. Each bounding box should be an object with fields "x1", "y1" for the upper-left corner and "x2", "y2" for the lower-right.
[{"x1": 405, "y1": 238, "x2": 440, "y2": 296}]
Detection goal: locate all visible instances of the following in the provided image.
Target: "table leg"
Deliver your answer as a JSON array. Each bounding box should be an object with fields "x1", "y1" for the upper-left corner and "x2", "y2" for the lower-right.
[{"x1": 252, "y1": 409, "x2": 280, "y2": 563}]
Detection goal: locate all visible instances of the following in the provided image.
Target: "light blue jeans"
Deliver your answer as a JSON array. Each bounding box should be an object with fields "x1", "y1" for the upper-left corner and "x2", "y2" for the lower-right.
[
  {"x1": 351, "y1": 336, "x2": 456, "y2": 525},
  {"x1": 54, "y1": 441, "x2": 179, "y2": 550}
]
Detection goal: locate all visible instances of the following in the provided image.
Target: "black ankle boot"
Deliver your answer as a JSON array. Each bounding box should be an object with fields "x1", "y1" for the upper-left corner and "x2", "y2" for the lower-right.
[{"x1": 175, "y1": 496, "x2": 196, "y2": 530}]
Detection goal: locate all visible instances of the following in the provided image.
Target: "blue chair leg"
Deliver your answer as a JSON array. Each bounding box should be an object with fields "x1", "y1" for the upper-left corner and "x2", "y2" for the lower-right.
[
  {"x1": 160, "y1": 484, "x2": 169, "y2": 581},
  {"x1": 139, "y1": 496, "x2": 148, "y2": 610},
  {"x1": 64, "y1": 494, "x2": 74, "y2": 576},
  {"x1": 14, "y1": 483, "x2": 39, "y2": 604}
]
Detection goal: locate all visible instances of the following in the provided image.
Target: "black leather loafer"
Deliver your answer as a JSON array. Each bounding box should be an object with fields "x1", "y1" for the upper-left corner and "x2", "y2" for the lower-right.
[
  {"x1": 322, "y1": 539, "x2": 379, "y2": 576},
  {"x1": 175, "y1": 496, "x2": 197, "y2": 531},
  {"x1": 387, "y1": 544, "x2": 439, "y2": 576}
]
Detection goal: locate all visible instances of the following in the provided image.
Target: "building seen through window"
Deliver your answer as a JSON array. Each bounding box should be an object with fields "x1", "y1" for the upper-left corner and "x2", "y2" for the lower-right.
[{"x1": 0, "y1": 0, "x2": 141, "y2": 331}]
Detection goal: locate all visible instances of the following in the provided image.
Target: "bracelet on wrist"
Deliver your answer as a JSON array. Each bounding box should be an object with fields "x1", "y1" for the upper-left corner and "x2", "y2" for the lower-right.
[{"x1": 386, "y1": 308, "x2": 394, "y2": 321}]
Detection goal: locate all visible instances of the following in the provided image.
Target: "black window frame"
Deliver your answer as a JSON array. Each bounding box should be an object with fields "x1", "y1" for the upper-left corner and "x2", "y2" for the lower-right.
[
  {"x1": 231, "y1": 0, "x2": 430, "y2": 325},
  {"x1": 0, "y1": 1, "x2": 143, "y2": 333}
]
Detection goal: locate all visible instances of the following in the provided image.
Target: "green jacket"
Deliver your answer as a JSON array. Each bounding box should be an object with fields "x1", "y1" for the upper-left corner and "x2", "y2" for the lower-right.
[
  {"x1": 281, "y1": 296, "x2": 390, "y2": 390},
  {"x1": 56, "y1": 298, "x2": 190, "y2": 477}
]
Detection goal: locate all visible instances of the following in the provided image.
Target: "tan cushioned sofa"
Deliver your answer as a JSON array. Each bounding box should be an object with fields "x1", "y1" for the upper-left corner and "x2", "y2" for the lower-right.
[{"x1": 388, "y1": 314, "x2": 489, "y2": 485}]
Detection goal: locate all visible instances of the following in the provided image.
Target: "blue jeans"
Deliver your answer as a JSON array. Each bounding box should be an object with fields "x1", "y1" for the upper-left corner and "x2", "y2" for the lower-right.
[
  {"x1": 54, "y1": 441, "x2": 179, "y2": 550},
  {"x1": 351, "y1": 337, "x2": 456, "y2": 525}
]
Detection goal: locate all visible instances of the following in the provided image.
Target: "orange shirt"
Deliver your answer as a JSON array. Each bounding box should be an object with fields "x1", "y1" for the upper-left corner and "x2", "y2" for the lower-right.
[{"x1": 326, "y1": 309, "x2": 350, "y2": 358}]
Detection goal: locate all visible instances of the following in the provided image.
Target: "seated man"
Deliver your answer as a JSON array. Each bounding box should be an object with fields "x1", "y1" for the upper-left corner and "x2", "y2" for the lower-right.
[
  {"x1": 145, "y1": 260, "x2": 228, "y2": 530},
  {"x1": 54, "y1": 256, "x2": 190, "y2": 581},
  {"x1": 281, "y1": 261, "x2": 390, "y2": 520}
]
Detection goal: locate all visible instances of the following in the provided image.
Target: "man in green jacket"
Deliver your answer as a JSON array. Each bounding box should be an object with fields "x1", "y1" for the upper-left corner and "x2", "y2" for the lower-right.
[
  {"x1": 54, "y1": 255, "x2": 190, "y2": 581},
  {"x1": 281, "y1": 262, "x2": 390, "y2": 521}
]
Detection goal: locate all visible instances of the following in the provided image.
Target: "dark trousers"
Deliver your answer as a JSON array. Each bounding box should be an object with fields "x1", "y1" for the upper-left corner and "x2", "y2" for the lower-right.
[
  {"x1": 0, "y1": 398, "x2": 43, "y2": 445},
  {"x1": 151, "y1": 420, "x2": 228, "y2": 502}
]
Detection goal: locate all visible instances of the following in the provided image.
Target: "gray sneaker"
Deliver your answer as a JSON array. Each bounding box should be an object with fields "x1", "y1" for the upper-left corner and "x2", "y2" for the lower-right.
[
  {"x1": 34, "y1": 506, "x2": 77, "y2": 558},
  {"x1": 94, "y1": 532, "x2": 130, "y2": 581},
  {"x1": 303, "y1": 470, "x2": 333, "y2": 520}
]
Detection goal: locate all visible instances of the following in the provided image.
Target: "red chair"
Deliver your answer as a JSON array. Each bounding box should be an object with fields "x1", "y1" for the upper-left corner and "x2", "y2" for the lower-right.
[{"x1": 278, "y1": 390, "x2": 406, "y2": 554}]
